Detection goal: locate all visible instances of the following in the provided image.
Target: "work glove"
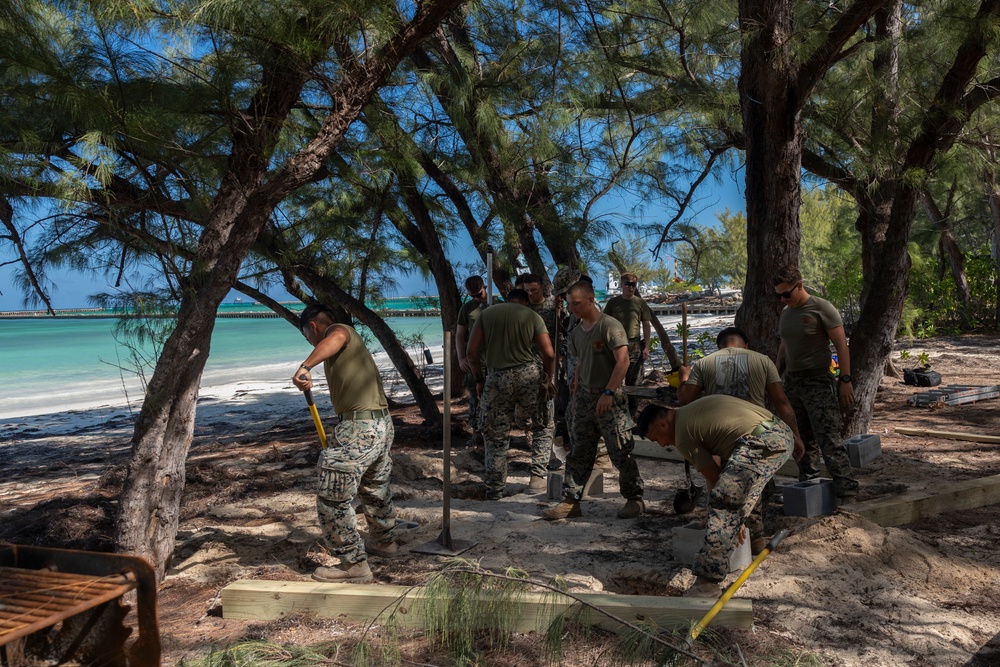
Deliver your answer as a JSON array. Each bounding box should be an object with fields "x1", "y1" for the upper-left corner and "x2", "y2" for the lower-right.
[{"x1": 538, "y1": 372, "x2": 557, "y2": 403}]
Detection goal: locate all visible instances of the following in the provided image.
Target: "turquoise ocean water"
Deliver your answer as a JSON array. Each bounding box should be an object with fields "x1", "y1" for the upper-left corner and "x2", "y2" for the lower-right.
[{"x1": 0, "y1": 299, "x2": 445, "y2": 418}]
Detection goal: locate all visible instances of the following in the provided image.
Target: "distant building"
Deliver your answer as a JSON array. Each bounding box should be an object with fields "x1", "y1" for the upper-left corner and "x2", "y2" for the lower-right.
[{"x1": 606, "y1": 271, "x2": 662, "y2": 295}]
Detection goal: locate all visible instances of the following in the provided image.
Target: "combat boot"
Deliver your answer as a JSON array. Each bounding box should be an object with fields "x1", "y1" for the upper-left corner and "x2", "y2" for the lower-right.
[
  {"x1": 312, "y1": 560, "x2": 373, "y2": 583},
  {"x1": 684, "y1": 576, "x2": 722, "y2": 598},
  {"x1": 542, "y1": 500, "x2": 582, "y2": 520},
  {"x1": 617, "y1": 498, "x2": 645, "y2": 519},
  {"x1": 366, "y1": 540, "x2": 400, "y2": 558},
  {"x1": 528, "y1": 475, "x2": 547, "y2": 491}
]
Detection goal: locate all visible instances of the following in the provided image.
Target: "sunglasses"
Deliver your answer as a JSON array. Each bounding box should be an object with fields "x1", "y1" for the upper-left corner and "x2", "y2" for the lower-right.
[
  {"x1": 469, "y1": 288, "x2": 486, "y2": 299},
  {"x1": 775, "y1": 284, "x2": 799, "y2": 299},
  {"x1": 623, "y1": 281, "x2": 638, "y2": 287}
]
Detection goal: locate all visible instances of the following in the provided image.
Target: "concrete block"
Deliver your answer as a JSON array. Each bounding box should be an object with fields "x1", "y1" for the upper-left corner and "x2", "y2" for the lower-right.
[
  {"x1": 782, "y1": 478, "x2": 837, "y2": 517},
  {"x1": 843, "y1": 434, "x2": 882, "y2": 468},
  {"x1": 671, "y1": 521, "x2": 752, "y2": 573},
  {"x1": 547, "y1": 471, "x2": 564, "y2": 500},
  {"x1": 583, "y1": 469, "x2": 603, "y2": 497},
  {"x1": 546, "y1": 469, "x2": 603, "y2": 500}
]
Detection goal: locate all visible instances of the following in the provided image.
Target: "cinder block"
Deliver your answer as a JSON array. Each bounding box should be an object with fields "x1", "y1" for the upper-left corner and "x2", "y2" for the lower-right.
[
  {"x1": 583, "y1": 469, "x2": 603, "y2": 497},
  {"x1": 843, "y1": 434, "x2": 882, "y2": 468},
  {"x1": 546, "y1": 469, "x2": 603, "y2": 500},
  {"x1": 671, "y1": 521, "x2": 752, "y2": 573},
  {"x1": 547, "y1": 471, "x2": 564, "y2": 500},
  {"x1": 782, "y1": 478, "x2": 837, "y2": 517}
]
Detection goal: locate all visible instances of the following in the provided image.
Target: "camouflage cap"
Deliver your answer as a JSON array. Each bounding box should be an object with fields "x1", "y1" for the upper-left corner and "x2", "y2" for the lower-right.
[{"x1": 552, "y1": 267, "x2": 582, "y2": 295}]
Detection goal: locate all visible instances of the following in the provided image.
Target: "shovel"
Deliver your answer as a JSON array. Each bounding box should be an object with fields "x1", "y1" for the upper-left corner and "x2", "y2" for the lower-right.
[
  {"x1": 673, "y1": 461, "x2": 704, "y2": 515},
  {"x1": 672, "y1": 303, "x2": 703, "y2": 514},
  {"x1": 302, "y1": 387, "x2": 328, "y2": 449}
]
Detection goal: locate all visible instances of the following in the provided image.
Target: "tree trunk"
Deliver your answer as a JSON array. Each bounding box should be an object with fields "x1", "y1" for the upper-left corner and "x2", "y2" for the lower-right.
[
  {"x1": 115, "y1": 0, "x2": 465, "y2": 580},
  {"x1": 920, "y1": 189, "x2": 971, "y2": 327},
  {"x1": 986, "y1": 158, "x2": 1000, "y2": 326},
  {"x1": 733, "y1": 0, "x2": 802, "y2": 360}
]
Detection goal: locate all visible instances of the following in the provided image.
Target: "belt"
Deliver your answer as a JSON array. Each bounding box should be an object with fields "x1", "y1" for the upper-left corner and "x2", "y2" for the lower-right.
[
  {"x1": 627, "y1": 337, "x2": 642, "y2": 342},
  {"x1": 786, "y1": 367, "x2": 831, "y2": 377},
  {"x1": 339, "y1": 408, "x2": 390, "y2": 421},
  {"x1": 751, "y1": 418, "x2": 780, "y2": 436}
]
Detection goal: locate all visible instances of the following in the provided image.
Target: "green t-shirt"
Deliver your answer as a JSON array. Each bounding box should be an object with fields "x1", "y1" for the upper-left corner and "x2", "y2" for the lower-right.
[
  {"x1": 457, "y1": 298, "x2": 485, "y2": 330},
  {"x1": 570, "y1": 314, "x2": 628, "y2": 391},
  {"x1": 779, "y1": 295, "x2": 843, "y2": 372},
  {"x1": 322, "y1": 324, "x2": 388, "y2": 415},
  {"x1": 674, "y1": 394, "x2": 776, "y2": 470},
  {"x1": 603, "y1": 295, "x2": 652, "y2": 340},
  {"x1": 473, "y1": 302, "x2": 547, "y2": 371},
  {"x1": 686, "y1": 348, "x2": 781, "y2": 408}
]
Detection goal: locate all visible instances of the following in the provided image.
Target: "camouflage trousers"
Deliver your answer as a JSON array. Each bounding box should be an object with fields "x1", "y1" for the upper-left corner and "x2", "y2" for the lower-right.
[
  {"x1": 783, "y1": 371, "x2": 858, "y2": 497},
  {"x1": 564, "y1": 388, "x2": 643, "y2": 501},
  {"x1": 317, "y1": 414, "x2": 397, "y2": 564},
  {"x1": 464, "y1": 371, "x2": 480, "y2": 427},
  {"x1": 693, "y1": 421, "x2": 792, "y2": 582},
  {"x1": 479, "y1": 363, "x2": 550, "y2": 496}
]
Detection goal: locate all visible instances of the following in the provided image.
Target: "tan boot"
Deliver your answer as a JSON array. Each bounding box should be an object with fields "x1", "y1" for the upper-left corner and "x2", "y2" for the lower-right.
[
  {"x1": 366, "y1": 540, "x2": 400, "y2": 558},
  {"x1": 617, "y1": 498, "x2": 645, "y2": 519},
  {"x1": 684, "y1": 576, "x2": 722, "y2": 598},
  {"x1": 312, "y1": 560, "x2": 373, "y2": 583},
  {"x1": 528, "y1": 475, "x2": 547, "y2": 491},
  {"x1": 542, "y1": 500, "x2": 582, "y2": 520}
]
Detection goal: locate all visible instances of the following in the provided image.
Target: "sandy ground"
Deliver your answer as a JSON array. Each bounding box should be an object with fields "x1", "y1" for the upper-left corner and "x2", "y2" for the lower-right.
[{"x1": 2, "y1": 333, "x2": 1000, "y2": 666}]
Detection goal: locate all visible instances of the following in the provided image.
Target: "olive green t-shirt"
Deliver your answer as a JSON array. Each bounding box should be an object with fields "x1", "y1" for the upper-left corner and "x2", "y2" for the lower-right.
[
  {"x1": 674, "y1": 394, "x2": 776, "y2": 470},
  {"x1": 457, "y1": 298, "x2": 485, "y2": 330},
  {"x1": 686, "y1": 348, "x2": 781, "y2": 407},
  {"x1": 779, "y1": 295, "x2": 843, "y2": 373},
  {"x1": 472, "y1": 302, "x2": 547, "y2": 371},
  {"x1": 603, "y1": 295, "x2": 652, "y2": 340},
  {"x1": 570, "y1": 314, "x2": 628, "y2": 391},
  {"x1": 322, "y1": 324, "x2": 388, "y2": 415}
]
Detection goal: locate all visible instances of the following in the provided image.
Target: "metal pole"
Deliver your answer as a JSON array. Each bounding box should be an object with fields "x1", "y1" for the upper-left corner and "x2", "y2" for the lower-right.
[
  {"x1": 486, "y1": 245, "x2": 495, "y2": 305},
  {"x1": 441, "y1": 331, "x2": 452, "y2": 542}
]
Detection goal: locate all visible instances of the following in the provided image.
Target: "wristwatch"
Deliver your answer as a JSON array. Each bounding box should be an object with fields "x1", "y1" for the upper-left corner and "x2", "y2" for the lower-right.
[
  {"x1": 602, "y1": 388, "x2": 614, "y2": 397},
  {"x1": 838, "y1": 374, "x2": 853, "y2": 383}
]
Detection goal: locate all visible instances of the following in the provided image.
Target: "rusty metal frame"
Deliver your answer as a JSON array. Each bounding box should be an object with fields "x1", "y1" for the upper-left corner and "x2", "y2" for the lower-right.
[{"x1": 0, "y1": 543, "x2": 160, "y2": 666}]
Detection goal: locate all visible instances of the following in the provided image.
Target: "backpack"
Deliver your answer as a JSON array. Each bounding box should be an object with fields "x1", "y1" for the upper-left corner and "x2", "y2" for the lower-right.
[{"x1": 904, "y1": 367, "x2": 942, "y2": 387}]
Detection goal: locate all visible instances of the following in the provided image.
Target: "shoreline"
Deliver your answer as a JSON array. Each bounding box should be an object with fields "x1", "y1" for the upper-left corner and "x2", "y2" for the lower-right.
[{"x1": 0, "y1": 312, "x2": 734, "y2": 427}]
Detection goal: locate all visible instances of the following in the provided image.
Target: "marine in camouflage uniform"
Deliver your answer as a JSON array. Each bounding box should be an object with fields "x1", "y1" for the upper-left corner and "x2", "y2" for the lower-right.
[
  {"x1": 544, "y1": 281, "x2": 644, "y2": 519},
  {"x1": 603, "y1": 273, "x2": 653, "y2": 414},
  {"x1": 294, "y1": 304, "x2": 399, "y2": 582},
  {"x1": 775, "y1": 265, "x2": 859, "y2": 499},
  {"x1": 517, "y1": 275, "x2": 561, "y2": 467},
  {"x1": 677, "y1": 327, "x2": 805, "y2": 547},
  {"x1": 456, "y1": 276, "x2": 489, "y2": 444},
  {"x1": 636, "y1": 395, "x2": 792, "y2": 586},
  {"x1": 467, "y1": 292, "x2": 555, "y2": 499}
]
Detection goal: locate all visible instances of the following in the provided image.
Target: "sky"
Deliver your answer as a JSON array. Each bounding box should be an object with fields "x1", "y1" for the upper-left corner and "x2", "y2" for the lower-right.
[{"x1": 0, "y1": 173, "x2": 745, "y2": 312}]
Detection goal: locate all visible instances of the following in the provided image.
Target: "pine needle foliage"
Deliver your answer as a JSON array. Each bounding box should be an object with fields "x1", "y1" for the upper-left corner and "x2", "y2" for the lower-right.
[{"x1": 176, "y1": 639, "x2": 342, "y2": 667}]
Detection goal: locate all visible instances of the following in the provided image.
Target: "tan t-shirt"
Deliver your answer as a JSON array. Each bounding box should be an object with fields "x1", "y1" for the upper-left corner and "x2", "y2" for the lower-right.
[
  {"x1": 322, "y1": 324, "x2": 388, "y2": 415},
  {"x1": 603, "y1": 295, "x2": 652, "y2": 340},
  {"x1": 674, "y1": 394, "x2": 776, "y2": 470},
  {"x1": 779, "y1": 295, "x2": 843, "y2": 372},
  {"x1": 570, "y1": 314, "x2": 628, "y2": 391},
  {"x1": 472, "y1": 302, "x2": 547, "y2": 371},
  {"x1": 685, "y1": 348, "x2": 781, "y2": 407}
]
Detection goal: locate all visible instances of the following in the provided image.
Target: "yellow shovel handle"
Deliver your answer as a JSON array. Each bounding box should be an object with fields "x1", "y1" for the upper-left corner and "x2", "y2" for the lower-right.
[
  {"x1": 688, "y1": 529, "x2": 789, "y2": 644},
  {"x1": 304, "y1": 388, "x2": 328, "y2": 449}
]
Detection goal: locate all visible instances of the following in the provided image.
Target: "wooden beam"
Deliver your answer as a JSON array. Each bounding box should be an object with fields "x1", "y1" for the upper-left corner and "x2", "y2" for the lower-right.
[
  {"x1": 842, "y1": 473, "x2": 1000, "y2": 527},
  {"x1": 895, "y1": 427, "x2": 1000, "y2": 445},
  {"x1": 221, "y1": 580, "x2": 753, "y2": 632},
  {"x1": 632, "y1": 438, "x2": 824, "y2": 478}
]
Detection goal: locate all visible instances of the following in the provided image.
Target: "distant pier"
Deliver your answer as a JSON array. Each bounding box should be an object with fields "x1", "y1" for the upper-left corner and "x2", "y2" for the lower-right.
[{"x1": 0, "y1": 308, "x2": 441, "y2": 319}]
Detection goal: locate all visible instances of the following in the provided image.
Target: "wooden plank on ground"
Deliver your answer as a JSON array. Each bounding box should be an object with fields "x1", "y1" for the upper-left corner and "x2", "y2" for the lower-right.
[
  {"x1": 841, "y1": 473, "x2": 1000, "y2": 527},
  {"x1": 221, "y1": 580, "x2": 753, "y2": 632},
  {"x1": 633, "y1": 438, "x2": 823, "y2": 478},
  {"x1": 895, "y1": 427, "x2": 1000, "y2": 444}
]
